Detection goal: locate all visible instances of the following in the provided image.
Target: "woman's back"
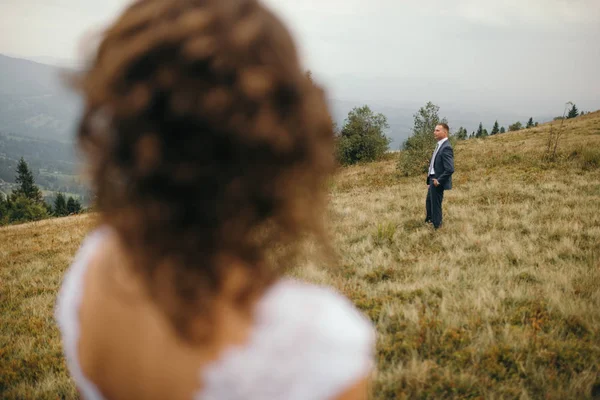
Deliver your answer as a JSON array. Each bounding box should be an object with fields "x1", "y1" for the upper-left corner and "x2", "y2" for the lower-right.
[
  {"x1": 56, "y1": 228, "x2": 375, "y2": 399},
  {"x1": 55, "y1": 0, "x2": 376, "y2": 397}
]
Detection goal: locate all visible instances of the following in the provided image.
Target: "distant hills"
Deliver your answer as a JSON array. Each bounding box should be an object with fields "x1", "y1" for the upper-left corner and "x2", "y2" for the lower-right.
[
  {"x1": 0, "y1": 54, "x2": 81, "y2": 143},
  {"x1": 0, "y1": 53, "x2": 556, "y2": 150},
  {"x1": 0, "y1": 52, "x2": 583, "y2": 203},
  {"x1": 0, "y1": 54, "x2": 85, "y2": 200}
]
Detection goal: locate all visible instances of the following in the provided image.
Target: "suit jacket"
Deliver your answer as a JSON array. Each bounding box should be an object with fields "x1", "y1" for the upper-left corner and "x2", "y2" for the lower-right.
[{"x1": 426, "y1": 140, "x2": 454, "y2": 190}]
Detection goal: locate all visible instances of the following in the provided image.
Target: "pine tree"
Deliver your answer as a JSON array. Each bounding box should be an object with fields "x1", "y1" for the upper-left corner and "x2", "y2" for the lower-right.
[
  {"x1": 67, "y1": 196, "x2": 82, "y2": 215},
  {"x1": 6, "y1": 196, "x2": 48, "y2": 224},
  {"x1": 43, "y1": 201, "x2": 53, "y2": 215},
  {"x1": 567, "y1": 104, "x2": 579, "y2": 119},
  {"x1": 54, "y1": 193, "x2": 68, "y2": 216},
  {"x1": 500, "y1": 126, "x2": 506, "y2": 134},
  {"x1": 0, "y1": 193, "x2": 8, "y2": 225},
  {"x1": 526, "y1": 117, "x2": 534, "y2": 129},
  {"x1": 476, "y1": 123, "x2": 483, "y2": 138},
  {"x1": 491, "y1": 121, "x2": 500, "y2": 135},
  {"x1": 13, "y1": 158, "x2": 43, "y2": 203},
  {"x1": 482, "y1": 129, "x2": 489, "y2": 137},
  {"x1": 455, "y1": 127, "x2": 468, "y2": 140}
]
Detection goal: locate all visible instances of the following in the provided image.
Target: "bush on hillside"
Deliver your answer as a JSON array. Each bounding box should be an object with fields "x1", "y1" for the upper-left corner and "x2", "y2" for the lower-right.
[
  {"x1": 509, "y1": 121, "x2": 523, "y2": 132},
  {"x1": 336, "y1": 105, "x2": 391, "y2": 165},
  {"x1": 3, "y1": 195, "x2": 49, "y2": 224}
]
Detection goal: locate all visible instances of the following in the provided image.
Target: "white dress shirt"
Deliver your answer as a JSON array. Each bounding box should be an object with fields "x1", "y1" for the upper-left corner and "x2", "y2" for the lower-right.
[{"x1": 429, "y1": 137, "x2": 448, "y2": 176}]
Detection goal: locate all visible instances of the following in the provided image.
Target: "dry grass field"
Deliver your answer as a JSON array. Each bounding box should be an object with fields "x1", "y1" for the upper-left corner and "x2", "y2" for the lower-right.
[{"x1": 1, "y1": 112, "x2": 599, "y2": 399}]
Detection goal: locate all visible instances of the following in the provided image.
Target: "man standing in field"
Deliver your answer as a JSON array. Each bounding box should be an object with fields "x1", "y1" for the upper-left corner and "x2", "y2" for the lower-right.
[{"x1": 425, "y1": 123, "x2": 454, "y2": 229}]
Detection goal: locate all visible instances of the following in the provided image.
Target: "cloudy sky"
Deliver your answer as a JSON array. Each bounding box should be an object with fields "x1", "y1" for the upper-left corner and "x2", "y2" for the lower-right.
[{"x1": 1, "y1": 0, "x2": 599, "y2": 116}]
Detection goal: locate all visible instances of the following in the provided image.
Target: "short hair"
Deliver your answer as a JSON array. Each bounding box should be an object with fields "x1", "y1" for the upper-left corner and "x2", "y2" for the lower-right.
[
  {"x1": 70, "y1": 0, "x2": 336, "y2": 341},
  {"x1": 438, "y1": 123, "x2": 450, "y2": 133}
]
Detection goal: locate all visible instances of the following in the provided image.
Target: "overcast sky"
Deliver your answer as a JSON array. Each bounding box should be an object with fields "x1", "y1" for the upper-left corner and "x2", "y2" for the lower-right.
[{"x1": 1, "y1": 0, "x2": 599, "y2": 115}]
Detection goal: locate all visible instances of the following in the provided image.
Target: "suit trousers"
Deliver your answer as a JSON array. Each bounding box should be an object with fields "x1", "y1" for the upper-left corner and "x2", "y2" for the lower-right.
[{"x1": 425, "y1": 179, "x2": 445, "y2": 228}]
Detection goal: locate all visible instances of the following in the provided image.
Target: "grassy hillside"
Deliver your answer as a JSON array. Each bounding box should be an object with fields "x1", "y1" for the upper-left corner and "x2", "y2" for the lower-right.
[{"x1": 1, "y1": 112, "x2": 599, "y2": 399}]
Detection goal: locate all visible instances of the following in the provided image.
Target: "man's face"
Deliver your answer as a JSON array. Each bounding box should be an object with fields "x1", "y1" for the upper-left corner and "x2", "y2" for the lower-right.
[{"x1": 434, "y1": 125, "x2": 447, "y2": 141}]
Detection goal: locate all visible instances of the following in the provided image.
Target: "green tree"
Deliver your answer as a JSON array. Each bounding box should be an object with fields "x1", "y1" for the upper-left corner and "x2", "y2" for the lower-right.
[
  {"x1": 405, "y1": 102, "x2": 448, "y2": 146},
  {"x1": 567, "y1": 104, "x2": 579, "y2": 119},
  {"x1": 7, "y1": 195, "x2": 48, "y2": 224},
  {"x1": 500, "y1": 126, "x2": 506, "y2": 134},
  {"x1": 43, "y1": 201, "x2": 53, "y2": 215},
  {"x1": 526, "y1": 117, "x2": 534, "y2": 129},
  {"x1": 13, "y1": 158, "x2": 43, "y2": 203},
  {"x1": 336, "y1": 105, "x2": 391, "y2": 165},
  {"x1": 509, "y1": 121, "x2": 523, "y2": 132},
  {"x1": 67, "y1": 196, "x2": 82, "y2": 215},
  {"x1": 475, "y1": 122, "x2": 488, "y2": 138},
  {"x1": 455, "y1": 127, "x2": 468, "y2": 141},
  {"x1": 476, "y1": 123, "x2": 482, "y2": 138},
  {"x1": 491, "y1": 121, "x2": 500, "y2": 135},
  {"x1": 397, "y1": 102, "x2": 447, "y2": 176},
  {"x1": 0, "y1": 193, "x2": 8, "y2": 225},
  {"x1": 54, "y1": 193, "x2": 68, "y2": 216}
]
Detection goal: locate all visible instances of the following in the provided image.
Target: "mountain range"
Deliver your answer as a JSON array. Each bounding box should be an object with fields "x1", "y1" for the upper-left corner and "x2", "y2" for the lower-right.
[
  {"x1": 0, "y1": 54, "x2": 81, "y2": 143},
  {"x1": 0, "y1": 53, "x2": 556, "y2": 150}
]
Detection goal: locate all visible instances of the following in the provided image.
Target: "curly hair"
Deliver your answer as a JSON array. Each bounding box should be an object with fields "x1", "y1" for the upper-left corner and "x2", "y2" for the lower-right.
[{"x1": 71, "y1": 0, "x2": 336, "y2": 341}]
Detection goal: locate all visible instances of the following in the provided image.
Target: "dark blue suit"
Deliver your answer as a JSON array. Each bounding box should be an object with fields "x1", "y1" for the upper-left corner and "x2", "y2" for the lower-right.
[{"x1": 426, "y1": 140, "x2": 454, "y2": 228}]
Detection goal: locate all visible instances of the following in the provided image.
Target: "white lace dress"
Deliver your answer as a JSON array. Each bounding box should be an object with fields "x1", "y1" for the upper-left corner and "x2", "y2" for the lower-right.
[{"x1": 55, "y1": 228, "x2": 376, "y2": 399}]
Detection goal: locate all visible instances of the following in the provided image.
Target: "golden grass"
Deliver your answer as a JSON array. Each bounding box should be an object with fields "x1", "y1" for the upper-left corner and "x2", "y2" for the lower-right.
[
  {"x1": 1, "y1": 112, "x2": 599, "y2": 399},
  {"x1": 1, "y1": 215, "x2": 95, "y2": 399}
]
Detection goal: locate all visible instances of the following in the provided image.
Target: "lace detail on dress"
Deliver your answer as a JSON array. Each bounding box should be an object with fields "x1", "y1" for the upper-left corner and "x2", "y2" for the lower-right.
[
  {"x1": 197, "y1": 280, "x2": 375, "y2": 400},
  {"x1": 55, "y1": 229, "x2": 376, "y2": 400}
]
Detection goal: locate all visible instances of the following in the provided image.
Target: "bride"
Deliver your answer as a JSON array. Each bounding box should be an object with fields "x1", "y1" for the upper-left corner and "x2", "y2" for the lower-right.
[{"x1": 55, "y1": 0, "x2": 376, "y2": 398}]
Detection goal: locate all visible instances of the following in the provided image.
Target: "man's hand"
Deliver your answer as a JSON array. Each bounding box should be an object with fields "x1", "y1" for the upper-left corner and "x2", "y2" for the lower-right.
[{"x1": 433, "y1": 179, "x2": 440, "y2": 187}]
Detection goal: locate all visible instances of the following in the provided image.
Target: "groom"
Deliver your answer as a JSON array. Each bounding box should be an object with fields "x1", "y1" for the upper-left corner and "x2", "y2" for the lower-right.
[{"x1": 425, "y1": 123, "x2": 454, "y2": 229}]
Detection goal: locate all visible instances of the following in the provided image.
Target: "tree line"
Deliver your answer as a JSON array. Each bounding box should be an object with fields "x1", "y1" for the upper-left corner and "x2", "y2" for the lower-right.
[
  {"x1": 2, "y1": 70, "x2": 588, "y2": 225},
  {"x1": 0, "y1": 133, "x2": 88, "y2": 197},
  {"x1": 453, "y1": 117, "x2": 537, "y2": 140},
  {"x1": 0, "y1": 157, "x2": 83, "y2": 226},
  {"x1": 331, "y1": 100, "x2": 546, "y2": 170},
  {"x1": 321, "y1": 72, "x2": 587, "y2": 176}
]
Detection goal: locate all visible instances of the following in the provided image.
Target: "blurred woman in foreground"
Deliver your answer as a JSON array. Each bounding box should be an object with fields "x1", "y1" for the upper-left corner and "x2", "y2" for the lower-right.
[{"x1": 55, "y1": 0, "x2": 375, "y2": 398}]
